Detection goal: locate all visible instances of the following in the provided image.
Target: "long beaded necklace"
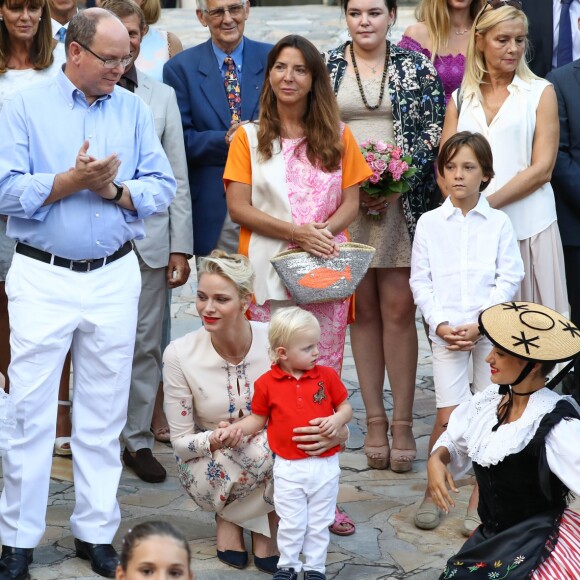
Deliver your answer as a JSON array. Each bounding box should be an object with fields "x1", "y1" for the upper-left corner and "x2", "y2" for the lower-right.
[{"x1": 350, "y1": 40, "x2": 390, "y2": 111}]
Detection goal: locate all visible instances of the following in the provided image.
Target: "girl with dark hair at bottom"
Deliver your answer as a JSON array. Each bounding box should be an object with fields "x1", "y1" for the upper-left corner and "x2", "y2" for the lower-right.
[
  {"x1": 116, "y1": 521, "x2": 193, "y2": 579},
  {"x1": 429, "y1": 302, "x2": 580, "y2": 579}
]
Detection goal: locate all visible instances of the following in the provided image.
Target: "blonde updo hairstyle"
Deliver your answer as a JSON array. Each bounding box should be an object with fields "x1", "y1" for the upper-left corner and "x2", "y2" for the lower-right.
[
  {"x1": 197, "y1": 250, "x2": 255, "y2": 300},
  {"x1": 461, "y1": 4, "x2": 538, "y2": 101},
  {"x1": 268, "y1": 307, "x2": 320, "y2": 363}
]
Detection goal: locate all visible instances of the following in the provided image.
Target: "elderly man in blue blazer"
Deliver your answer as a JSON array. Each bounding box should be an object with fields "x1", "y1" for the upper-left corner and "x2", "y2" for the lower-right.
[
  {"x1": 548, "y1": 57, "x2": 580, "y2": 402},
  {"x1": 163, "y1": 0, "x2": 271, "y2": 256}
]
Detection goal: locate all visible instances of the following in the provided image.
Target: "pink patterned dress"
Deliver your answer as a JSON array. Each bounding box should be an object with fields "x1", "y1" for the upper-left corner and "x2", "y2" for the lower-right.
[{"x1": 248, "y1": 138, "x2": 350, "y2": 374}]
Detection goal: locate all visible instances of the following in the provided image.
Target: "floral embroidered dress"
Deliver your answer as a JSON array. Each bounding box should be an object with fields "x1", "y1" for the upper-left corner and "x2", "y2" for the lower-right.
[
  {"x1": 398, "y1": 35, "x2": 466, "y2": 105},
  {"x1": 224, "y1": 123, "x2": 371, "y2": 374},
  {"x1": 326, "y1": 42, "x2": 445, "y2": 237},
  {"x1": 162, "y1": 321, "x2": 275, "y2": 535},
  {"x1": 434, "y1": 387, "x2": 580, "y2": 579}
]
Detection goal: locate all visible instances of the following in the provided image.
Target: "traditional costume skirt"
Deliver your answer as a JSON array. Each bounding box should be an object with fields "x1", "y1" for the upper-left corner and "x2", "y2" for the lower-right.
[{"x1": 440, "y1": 508, "x2": 580, "y2": 579}]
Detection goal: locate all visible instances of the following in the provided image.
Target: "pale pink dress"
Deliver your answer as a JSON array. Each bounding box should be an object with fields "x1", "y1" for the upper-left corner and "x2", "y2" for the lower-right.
[{"x1": 248, "y1": 137, "x2": 350, "y2": 374}]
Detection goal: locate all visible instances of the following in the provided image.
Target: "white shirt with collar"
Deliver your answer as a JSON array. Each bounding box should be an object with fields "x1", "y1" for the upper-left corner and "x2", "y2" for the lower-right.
[
  {"x1": 454, "y1": 75, "x2": 557, "y2": 240},
  {"x1": 51, "y1": 18, "x2": 68, "y2": 41},
  {"x1": 410, "y1": 195, "x2": 524, "y2": 346},
  {"x1": 552, "y1": 0, "x2": 580, "y2": 68}
]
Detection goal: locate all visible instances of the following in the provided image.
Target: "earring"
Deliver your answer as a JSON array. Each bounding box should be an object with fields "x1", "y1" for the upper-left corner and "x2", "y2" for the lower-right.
[{"x1": 347, "y1": 30, "x2": 351, "y2": 37}]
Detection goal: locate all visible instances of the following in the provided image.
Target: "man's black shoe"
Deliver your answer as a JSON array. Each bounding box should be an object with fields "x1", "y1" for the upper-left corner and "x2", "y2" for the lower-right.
[
  {"x1": 123, "y1": 448, "x2": 167, "y2": 483},
  {"x1": 0, "y1": 546, "x2": 33, "y2": 580},
  {"x1": 74, "y1": 539, "x2": 118, "y2": 578}
]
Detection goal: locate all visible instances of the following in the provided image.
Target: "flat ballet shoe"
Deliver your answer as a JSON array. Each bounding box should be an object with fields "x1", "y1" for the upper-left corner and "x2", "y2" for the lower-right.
[
  {"x1": 414, "y1": 500, "x2": 441, "y2": 530},
  {"x1": 461, "y1": 508, "x2": 482, "y2": 537},
  {"x1": 217, "y1": 549, "x2": 248, "y2": 569},
  {"x1": 253, "y1": 554, "x2": 279, "y2": 574}
]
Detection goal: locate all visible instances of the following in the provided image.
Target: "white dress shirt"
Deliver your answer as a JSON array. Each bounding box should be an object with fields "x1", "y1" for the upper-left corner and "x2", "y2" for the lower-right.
[
  {"x1": 410, "y1": 196, "x2": 524, "y2": 346},
  {"x1": 433, "y1": 386, "x2": 580, "y2": 494},
  {"x1": 552, "y1": 0, "x2": 580, "y2": 68}
]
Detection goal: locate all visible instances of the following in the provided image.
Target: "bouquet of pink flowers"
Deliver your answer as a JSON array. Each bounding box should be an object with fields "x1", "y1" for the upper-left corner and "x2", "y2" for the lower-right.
[{"x1": 359, "y1": 139, "x2": 418, "y2": 219}]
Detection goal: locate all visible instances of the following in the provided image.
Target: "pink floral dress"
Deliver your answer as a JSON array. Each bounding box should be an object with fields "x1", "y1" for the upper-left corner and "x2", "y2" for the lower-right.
[{"x1": 248, "y1": 137, "x2": 351, "y2": 374}]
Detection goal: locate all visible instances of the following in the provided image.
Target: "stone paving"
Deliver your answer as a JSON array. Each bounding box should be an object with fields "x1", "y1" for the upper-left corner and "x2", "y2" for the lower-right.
[
  {"x1": 4, "y1": 4, "x2": 578, "y2": 579},
  {"x1": 31, "y1": 271, "x2": 466, "y2": 580}
]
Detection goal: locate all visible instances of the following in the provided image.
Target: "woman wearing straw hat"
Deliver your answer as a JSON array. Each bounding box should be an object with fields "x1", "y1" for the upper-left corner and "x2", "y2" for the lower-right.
[{"x1": 428, "y1": 301, "x2": 580, "y2": 579}]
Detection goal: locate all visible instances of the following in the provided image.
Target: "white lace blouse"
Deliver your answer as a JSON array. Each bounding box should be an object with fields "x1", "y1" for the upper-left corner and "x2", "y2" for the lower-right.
[{"x1": 433, "y1": 386, "x2": 580, "y2": 495}]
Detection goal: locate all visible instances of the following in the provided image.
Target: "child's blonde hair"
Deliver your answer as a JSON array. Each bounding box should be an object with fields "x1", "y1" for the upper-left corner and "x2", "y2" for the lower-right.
[{"x1": 268, "y1": 307, "x2": 320, "y2": 363}]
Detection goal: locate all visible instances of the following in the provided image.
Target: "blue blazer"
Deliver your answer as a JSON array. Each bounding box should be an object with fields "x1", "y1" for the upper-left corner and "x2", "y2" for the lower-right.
[
  {"x1": 163, "y1": 37, "x2": 272, "y2": 255},
  {"x1": 547, "y1": 59, "x2": 580, "y2": 247}
]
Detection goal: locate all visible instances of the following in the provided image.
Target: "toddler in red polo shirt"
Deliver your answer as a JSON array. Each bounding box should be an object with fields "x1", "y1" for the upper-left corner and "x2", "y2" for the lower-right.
[{"x1": 217, "y1": 307, "x2": 352, "y2": 580}]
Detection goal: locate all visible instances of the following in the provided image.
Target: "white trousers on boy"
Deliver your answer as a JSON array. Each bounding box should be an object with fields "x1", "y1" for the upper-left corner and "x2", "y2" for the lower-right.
[{"x1": 274, "y1": 454, "x2": 340, "y2": 573}]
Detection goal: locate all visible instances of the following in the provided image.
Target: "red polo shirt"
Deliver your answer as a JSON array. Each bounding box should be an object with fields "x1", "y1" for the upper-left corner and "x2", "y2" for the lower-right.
[{"x1": 252, "y1": 364, "x2": 348, "y2": 460}]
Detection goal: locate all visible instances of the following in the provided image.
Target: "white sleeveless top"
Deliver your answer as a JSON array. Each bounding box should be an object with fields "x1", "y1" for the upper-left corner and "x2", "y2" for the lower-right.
[{"x1": 454, "y1": 75, "x2": 557, "y2": 241}]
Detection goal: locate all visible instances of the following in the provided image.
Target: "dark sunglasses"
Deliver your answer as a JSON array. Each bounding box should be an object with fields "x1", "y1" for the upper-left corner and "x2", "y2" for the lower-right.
[{"x1": 486, "y1": 0, "x2": 523, "y2": 10}]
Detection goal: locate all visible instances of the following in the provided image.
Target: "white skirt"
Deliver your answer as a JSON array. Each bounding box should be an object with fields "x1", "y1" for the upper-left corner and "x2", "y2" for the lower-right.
[{"x1": 515, "y1": 221, "x2": 569, "y2": 317}]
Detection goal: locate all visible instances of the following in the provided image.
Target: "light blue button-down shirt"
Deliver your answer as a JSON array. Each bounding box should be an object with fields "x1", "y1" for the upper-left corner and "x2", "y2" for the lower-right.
[
  {"x1": 0, "y1": 69, "x2": 176, "y2": 260},
  {"x1": 212, "y1": 38, "x2": 245, "y2": 84}
]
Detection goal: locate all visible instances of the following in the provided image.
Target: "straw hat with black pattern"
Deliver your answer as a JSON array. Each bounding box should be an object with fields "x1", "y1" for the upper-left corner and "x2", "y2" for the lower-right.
[{"x1": 478, "y1": 302, "x2": 580, "y2": 430}]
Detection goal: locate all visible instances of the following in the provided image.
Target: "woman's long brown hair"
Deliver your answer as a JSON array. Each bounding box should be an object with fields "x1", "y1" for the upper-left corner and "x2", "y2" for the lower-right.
[
  {"x1": 257, "y1": 34, "x2": 343, "y2": 172},
  {"x1": 0, "y1": 0, "x2": 54, "y2": 73}
]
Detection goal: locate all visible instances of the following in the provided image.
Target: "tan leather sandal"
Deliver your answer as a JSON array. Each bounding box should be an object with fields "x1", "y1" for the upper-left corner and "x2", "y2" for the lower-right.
[
  {"x1": 389, "y1": 420, "x2": 416, "y2": 473},
  {"x1": 364, "y1": 417, "x2": 390, "y2": 470}
]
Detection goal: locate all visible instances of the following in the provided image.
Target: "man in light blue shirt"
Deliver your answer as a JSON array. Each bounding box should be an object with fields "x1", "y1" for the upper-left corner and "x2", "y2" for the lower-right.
[{"x1": 0, "y1": 8, "x2": 175, "y2": 580}]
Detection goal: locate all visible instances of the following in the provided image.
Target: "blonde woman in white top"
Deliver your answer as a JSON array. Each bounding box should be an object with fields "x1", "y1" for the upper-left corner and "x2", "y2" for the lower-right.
[{"x1": 439, "y1": 0, "x2": 568, "y2": 316}]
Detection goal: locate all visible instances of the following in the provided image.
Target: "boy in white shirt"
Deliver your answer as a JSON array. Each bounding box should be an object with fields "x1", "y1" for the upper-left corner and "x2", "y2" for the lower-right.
[{"x1": 410, "y1": 132, "x2": 524, "y2": 535}]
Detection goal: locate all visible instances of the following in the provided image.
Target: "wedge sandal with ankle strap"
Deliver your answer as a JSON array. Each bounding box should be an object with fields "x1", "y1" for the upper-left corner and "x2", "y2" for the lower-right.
[
  {"x1": 364, "y1": 416, "x2": 390, "y2": 470},
  {"x1": 389, "y1": 420, "x2": 416, "y2": 473}
]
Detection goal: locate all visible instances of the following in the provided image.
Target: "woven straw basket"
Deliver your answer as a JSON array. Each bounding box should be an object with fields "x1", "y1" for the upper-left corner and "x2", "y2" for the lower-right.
[{"x1": 270, "y1": 242, "x2": 376, "y2": 305}]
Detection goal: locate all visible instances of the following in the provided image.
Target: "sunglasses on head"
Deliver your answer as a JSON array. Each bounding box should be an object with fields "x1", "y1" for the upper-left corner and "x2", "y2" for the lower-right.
[{"x1": 487, "y1": 0, "x2": 523, "y2": 10}]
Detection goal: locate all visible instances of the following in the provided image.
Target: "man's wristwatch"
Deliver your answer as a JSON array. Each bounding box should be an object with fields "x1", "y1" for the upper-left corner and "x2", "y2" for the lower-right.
[{"x1": 107, "y1": 182, "x2": 124, "y2": 202}]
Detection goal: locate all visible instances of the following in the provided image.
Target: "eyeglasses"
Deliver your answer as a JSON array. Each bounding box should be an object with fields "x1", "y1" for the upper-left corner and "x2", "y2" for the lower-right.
[
  {"x1": 486, "y1": 0, "x2": 523, "y2": 10},
  {"x1": 76, "y1": 41, "x2": 133, "y2": 69},
  {"x1": 203, "y1": 2, "x2": 246, "y2": 21}
]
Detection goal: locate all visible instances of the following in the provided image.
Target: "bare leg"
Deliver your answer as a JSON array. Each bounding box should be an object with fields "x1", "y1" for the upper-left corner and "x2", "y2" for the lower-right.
[
  {"x1": 215, "y1": 514, "x2": 246, "y2": 552},
  {"x1": 377, "y1": 268, "x2": 417, "y2": 463},
  {"x1": 350, "y1": 270, "x2": 389, "y2": 466},
  {"x1": 151, "y1": 381, "x2": 170, "y2": 442},
  {"x1": 0, "y1": 282, "x2": 9, "y2": 391},
  {"x1": 467, "y1": 484, "x2": 479, "y2": 511},
  {"x1": 252, "y1": 511, "x2": 279, "y2": 558}
]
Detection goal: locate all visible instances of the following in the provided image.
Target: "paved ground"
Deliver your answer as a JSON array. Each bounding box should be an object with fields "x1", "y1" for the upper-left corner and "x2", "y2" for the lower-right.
[{"x1": 3, "y1": 4, "x2": 578, "y2": 579}]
